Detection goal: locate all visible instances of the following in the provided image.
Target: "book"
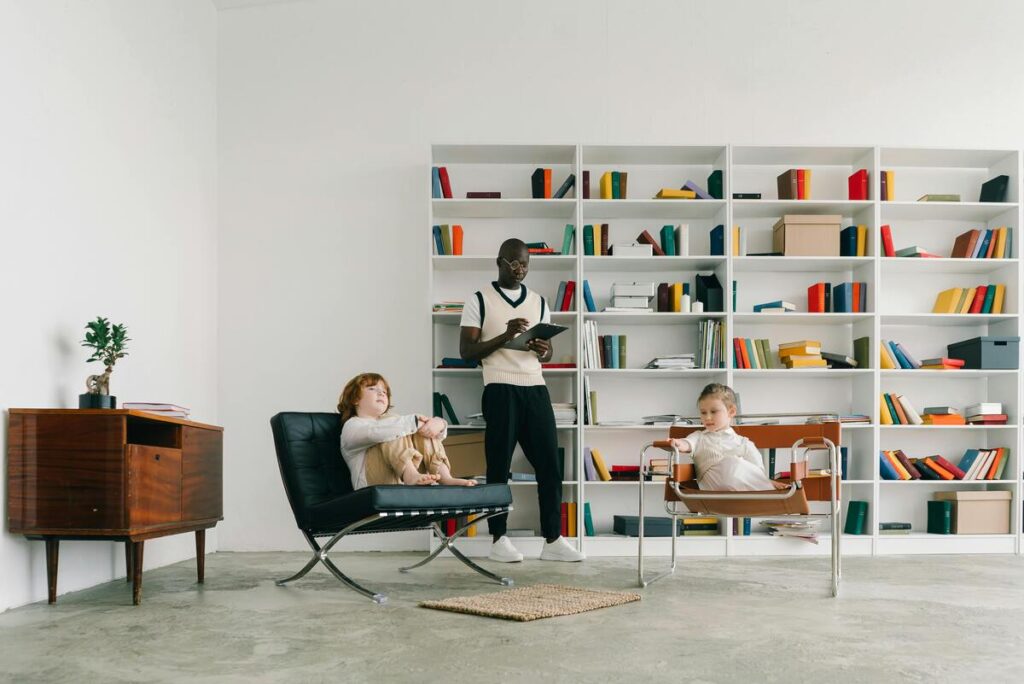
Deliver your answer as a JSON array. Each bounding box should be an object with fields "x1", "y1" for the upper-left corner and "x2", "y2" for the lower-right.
[
  {"x1": 880, "y1": 224, "x2": 895, "y2": 257},
  {"x1": 927, "y1": 500, "x2": 952, "y2": 534},
  {"x1": 552, "y1": 173, "x2": 576, "y2": 199},
  {"x1": 590, "y1": 448, "x2": 611, "y2": 481},
  {"x1": 438, "y1": 166, "x2": 453, "y2": 199},
  {"x1": 848, "y1": 169, "x2": 868, "y2": 200},
  {"x1": 708, "y1": 170, "x2": 723, "y2": 199},
  {"x1": 465, "y1": 191, "x2": 501, "y2": 198},
  {"x1": 600, "y1": 172, "x2": 612, "y2": 199},
  {"x1": 561, "y1": 224, "x2": 575, "y2": 255},
  {"x1": 452, "y1": 225, "x2": 463, "y2": 256},
  {"x1": 124, "y1": 402, "x2": 190, "y2": 413},
  {"x1": 431, "y1": 167, "x2": 442, "y2": 199},
  {"x1": 531, "y1": 167, "x2": 546, "y2": 199},
  {"x1": 777, "y1": 169, "x2": 798, "y2": 200},
  {"x1": 917, "y1": 194, "x2": 960, "y2": 202},
  {"x1": 637, "y1": 230, "x2": 666, "y2": 256},
  {"x1": 583, "y1": 502, "x2": 595, "y2": 536},
  {"x1": 853, "y1": 336, "x2": 870, "y2": 370},
  {"x1": 979, "y1": 174, "x2": 1009, "y2": 202},
  {"x1": 753, "y1": 300, "x2": 796, "y2": 312},
  {"x1": 844, "y1": 500, "x2": 868, "y2": 534},
  {"x1": 582, "y1": 170, "x2": 590, "y2": 199},
  {"x1": 710, "y1": 224, "x2": 725, "y2": 256},
  {"x1": 654, "y1": 188, "x2": 697, "y2": 199},
  {"x1": 732, "y1": 192, "x2": 761, "y2": 199},
  {"x1": 681, "y1": 180, "x2": 712, "y2": 200}
]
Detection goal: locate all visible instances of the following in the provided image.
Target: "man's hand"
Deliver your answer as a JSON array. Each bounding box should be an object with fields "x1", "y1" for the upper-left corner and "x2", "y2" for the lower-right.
[
  {"x1": 503, "y1": 318, "x2": 530, "y2": 341},
  {"x1": 526, "y1": 337, "x2": 550, "y2": 359}
]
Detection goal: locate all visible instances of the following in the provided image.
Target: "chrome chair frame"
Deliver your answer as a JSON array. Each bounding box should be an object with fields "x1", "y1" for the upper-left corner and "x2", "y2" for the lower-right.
[
  {"x1": 637, "y1": 413, "x2": 843, "y2": 597},
  {"x1": 276, "y1": 505, "x2": 513, "y2": 604}
]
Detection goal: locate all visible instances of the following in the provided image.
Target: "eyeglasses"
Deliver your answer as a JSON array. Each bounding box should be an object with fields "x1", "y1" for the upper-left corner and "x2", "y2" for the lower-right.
[{"x1": 500, "y1": 257, "x2": 528, "y2": 272}]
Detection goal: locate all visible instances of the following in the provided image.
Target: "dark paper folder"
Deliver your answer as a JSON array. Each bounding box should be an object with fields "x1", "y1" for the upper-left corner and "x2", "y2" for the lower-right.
[{"x1": 502, "y1": 323, "x2": 568, "y2": 351}]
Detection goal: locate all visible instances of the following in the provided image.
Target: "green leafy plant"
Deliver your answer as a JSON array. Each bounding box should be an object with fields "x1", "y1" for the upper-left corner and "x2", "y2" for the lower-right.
[{"x1": 81, "y1": 317, "x2": 130, "y2": 394}]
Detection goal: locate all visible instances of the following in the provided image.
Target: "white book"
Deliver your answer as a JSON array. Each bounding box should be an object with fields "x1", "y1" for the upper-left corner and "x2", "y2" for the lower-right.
[
  {"x1": 896, "y1": 395, "x2": 923, "y2": 425},
  {"x1": 123, "y1": 402, "x2": 190, "y2": 412},
  {"x1": 675, "y1": 224, "x2": 689, "y2": 257},
  {"x1": 602, "y1": 307, "x2": 655, "y2": 312},
  {"x1": 965, "y1": 402, "x2": 1002, "y2": 416},
  {"x1": 967, "y1": 449, "x2": 993, "y2": 480},
  {"x1": 612, "y1": 282, "x2": 656, "y2": 297}
]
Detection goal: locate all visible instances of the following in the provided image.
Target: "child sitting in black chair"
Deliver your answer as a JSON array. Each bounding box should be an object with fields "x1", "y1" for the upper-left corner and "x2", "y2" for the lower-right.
[{"x1": 339, "y1": 372, "x2": 477, "y2": 489}]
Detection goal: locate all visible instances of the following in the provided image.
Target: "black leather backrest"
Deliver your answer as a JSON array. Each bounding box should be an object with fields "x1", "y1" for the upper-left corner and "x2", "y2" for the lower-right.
[{"x1": 270, "y1": 412, "x2": 353, "y2": 525}]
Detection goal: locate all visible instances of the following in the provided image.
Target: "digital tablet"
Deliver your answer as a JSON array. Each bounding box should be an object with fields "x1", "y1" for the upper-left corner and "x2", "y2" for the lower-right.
[{"x1": 502, "y1": 323, "x2": 568, "y2": 351}]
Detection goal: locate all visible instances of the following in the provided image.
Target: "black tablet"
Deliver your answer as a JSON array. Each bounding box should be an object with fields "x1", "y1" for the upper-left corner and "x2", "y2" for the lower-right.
[{"x1": 502, "y1": 323, "x2": 568, "y2": 351}]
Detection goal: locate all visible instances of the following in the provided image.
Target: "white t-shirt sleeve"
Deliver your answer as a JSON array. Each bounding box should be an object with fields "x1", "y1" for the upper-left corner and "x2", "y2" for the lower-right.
[
  {"x1": 459, "y1": 293, "x2": 481, "y2": 328},
  {"x1": 541, "y1": 297, "x2": 551, "y2": 324},
  {"x1": 340, "y1": 414, "x2": 419, "y2": 454}
]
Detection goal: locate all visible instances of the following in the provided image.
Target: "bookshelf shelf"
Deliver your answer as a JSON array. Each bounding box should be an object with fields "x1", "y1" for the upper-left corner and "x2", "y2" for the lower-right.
[
  {"x1": 431, "y1": 143, "x2": 1022, "y2": 559},
  {"x1": 431, "y1": 198, "x2": 575, "y2": 219},
  {"x1": 582, "y1": 256, "x2": 726, "y2": 272},
  {"x1": 581, "y1": 199, "x2": 725, "y2": 219}
]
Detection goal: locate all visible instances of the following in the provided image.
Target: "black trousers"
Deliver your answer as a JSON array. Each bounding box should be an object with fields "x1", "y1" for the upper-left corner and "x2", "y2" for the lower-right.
[{"x1": 482, "y1": 383, "x2": 562, "y2": 540}]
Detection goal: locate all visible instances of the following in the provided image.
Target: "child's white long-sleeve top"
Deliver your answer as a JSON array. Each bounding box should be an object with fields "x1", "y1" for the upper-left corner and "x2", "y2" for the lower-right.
[
  {"x1": 340, "y1": 414, "x2": 447, "y2": 490},
  {"x1": 680, "y1": 427, "x2": 774, "y2": 490}
]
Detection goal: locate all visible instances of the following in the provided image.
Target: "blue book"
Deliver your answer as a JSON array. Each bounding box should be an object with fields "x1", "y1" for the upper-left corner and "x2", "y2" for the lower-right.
[
  {"x1": 879, "y1": 452, "x2": 899, "y2": 480},
  {"x1": 958, "y1": 449, "x2": 980, "y2": 476},
  {"x1": 610, "y1": 335, "x2": 620, "y2": 369},
  {"x1": 889, "y1": 342, "x2": 912, "y2": 369},
  {"x1": 440, "y1": 357, "x2": 479, "y2": 368},
  {"x1": 742, "y1": 517, "x2": 751, "y2": 535},
  {"x1": 832, "y1": 282, "x2": 848, "y2": 312},
  {"x1": 895, "y1": 342, "x2": 921, "y2": 368},
  {"x1": 1006, "y1": 228, "x2": 1013, "y2": 258},
  {"x1": 840, "y1": 226, "x2": 858, "y2": 257},
  {"x1": 602, "y1": 335, "x2": 613, "y2": 369},
  {"x1": 582, "y1": 279, "x2": 597, "y2": 313},
  {"x1": 840, "y1": 446, "x2": 848, "y2": 480},
  {"x1": 710, "y1": 224, "x2": 725, "y2": 256},
  {"x1": 431, "y1": 167, "x2": 442, "y2": 199},
  {"x1": 432, "y1": 225, "x2": 444, "y2": 255},
  {"x1": 883, "y1": 394, "x2": 902, "y2": 423},
  {"x1": 975, "y1": 229, "x2": 992, "y2": 258},
  {"x1": 583, "y1": 502, "x2": 595, "y2": 536},
  {"x1": 682, "y1": 180, "x2": 712, "y2": 200},
  {"x1": 915, "y1": 459, "x2": 941, "y2": 480},
  {"x1": 554, "y1": 281, "x2": 567, "y2": 312},
  {"x1": 981, "y1": 285, "x2": 996, "y2": 313},
  {"x1": 753, "y1": 300, "x2": 794, "y2": 312}
]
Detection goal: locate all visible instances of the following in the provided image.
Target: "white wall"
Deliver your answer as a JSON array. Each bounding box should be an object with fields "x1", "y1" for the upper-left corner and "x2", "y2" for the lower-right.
[
  {"x1": 0, "y1": 1, "x2": 218, "y2": 611},
  {"x1": 216, "y1": 0, "x2": 1024, "y2": 550}
]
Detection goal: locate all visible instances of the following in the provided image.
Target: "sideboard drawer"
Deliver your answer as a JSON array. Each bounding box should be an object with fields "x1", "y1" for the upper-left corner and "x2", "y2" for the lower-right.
[{"x1": 127, "y1": 444, "x2": 182, "y2": 528}]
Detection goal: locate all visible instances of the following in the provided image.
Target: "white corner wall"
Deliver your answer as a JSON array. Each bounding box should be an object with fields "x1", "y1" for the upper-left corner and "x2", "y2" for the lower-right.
[
  {"x1": 0, "y1": 1, "x2": 218, "y2": 611},
  {"x1": 216, "y1": 0, "x2": 1024, "y2": 551}
]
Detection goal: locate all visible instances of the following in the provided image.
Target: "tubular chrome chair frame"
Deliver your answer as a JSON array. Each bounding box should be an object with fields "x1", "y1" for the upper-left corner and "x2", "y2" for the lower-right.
[{"x1": 637, "y1": 414, "x2": 843, "y2": 597}]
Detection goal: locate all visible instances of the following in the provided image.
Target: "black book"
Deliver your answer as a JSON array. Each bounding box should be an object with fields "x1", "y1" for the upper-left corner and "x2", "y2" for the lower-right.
[
  {"x1": 824, "y1": 282, "x2": 832, "y2": 313},
  {"x1": 695, "y1": 273, "x2": 724, "y2": 312},
  {"x1": 553, "y1": 173, "x2": 576, "y2": 199},
  {"x1": 732, "y1": 192, "x2": 761, "y2": 199},
  {"x1": 979, "y1": 174, "x2": 1009, "y2": 202},
  {"x1": 531, "y1": 168, "x2": 545, "y2": 199}
]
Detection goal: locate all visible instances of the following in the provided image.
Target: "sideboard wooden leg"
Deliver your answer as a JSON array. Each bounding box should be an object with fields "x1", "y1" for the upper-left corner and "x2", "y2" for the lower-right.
[
  {"x1": 45, "y1": 539, "x2": 59, "y2": 604},
  {"x1": 131, "y1": 541, "x2": 145, "y2": 606},
  {"x1": 195, "y1": 530, "x2": 206, "y2": 584},
  {"x1": 125, "y1": 541, "x2": 133, "y2": 581}
]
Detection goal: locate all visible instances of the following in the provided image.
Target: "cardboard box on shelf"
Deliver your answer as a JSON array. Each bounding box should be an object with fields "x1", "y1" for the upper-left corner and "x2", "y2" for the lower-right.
[
  {"x1": 933, "y1": 490, "x2": 1011, "y2": 534},
  {"x1": 772, "y1": 214, "x2": 841, "y2": 256},
  {"x1": 442, "y1": 431, "x2": 486, "y2": 478}
]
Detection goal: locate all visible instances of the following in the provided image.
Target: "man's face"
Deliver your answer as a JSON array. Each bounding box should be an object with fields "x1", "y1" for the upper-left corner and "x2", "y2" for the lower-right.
[{"x1": 498, "y1": 250, "x2": 529, "y2": 285}]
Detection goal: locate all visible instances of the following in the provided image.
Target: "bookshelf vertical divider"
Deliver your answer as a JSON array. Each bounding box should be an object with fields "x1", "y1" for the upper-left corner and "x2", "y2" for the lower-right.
[{"x1": 430, "y1": 144, "x2": 1022, "y2": 559}]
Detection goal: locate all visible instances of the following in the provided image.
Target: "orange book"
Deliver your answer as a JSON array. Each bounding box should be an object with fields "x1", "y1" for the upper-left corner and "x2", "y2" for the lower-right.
[
  {"x1": 544, "y1": 168, "x2": 552, "y2": 199},
  {"x1": 986, "y1": 448, "x2": 1005, "y2": 480},
  {"x1": 885, "y1": 451, "x2": 911, "y2": 480},
  {"x1": 852, "y1": 282, "x2": 861, "y2": 313},
  {"x1": 452, "y1": 225, "x2": 464, "y2": 256},
  {"x1": 797, "y1": 169, "x2": 806, "y2": 199},
  {"x1": 985, "y1": 231, "x2": 997, "y2": 258},
  {"x1": 924, "y1": 457, "x2": 955, "y2": 480},
  {"x1": 739, "y1": 338, "x2": 752, "y2": 369},
  {"x1": 923, "y1": 414, "x2": 967, "y2": 425},
  {"x1": 890, "y1": 394, "x2": 909, "y2": 425}
]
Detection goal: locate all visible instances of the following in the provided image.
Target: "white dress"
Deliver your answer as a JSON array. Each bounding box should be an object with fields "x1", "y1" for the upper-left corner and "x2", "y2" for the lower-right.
[{"x1": 681, "y1": 427, "x2": 775, "y2": 491}]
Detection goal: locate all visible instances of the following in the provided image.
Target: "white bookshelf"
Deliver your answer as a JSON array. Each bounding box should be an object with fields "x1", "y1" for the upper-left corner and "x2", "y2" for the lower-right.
[{"x1": 429, "y1": 144, "x2": 1022, "y2": 558}]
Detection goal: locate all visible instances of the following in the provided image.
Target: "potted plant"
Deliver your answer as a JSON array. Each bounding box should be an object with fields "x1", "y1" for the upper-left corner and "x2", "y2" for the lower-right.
[{"x1": 79, "y1": 317, "x2": 130, "y2": 409}]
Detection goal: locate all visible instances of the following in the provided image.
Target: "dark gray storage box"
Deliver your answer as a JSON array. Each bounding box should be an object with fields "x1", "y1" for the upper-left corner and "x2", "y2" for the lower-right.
[
  {"x1": 614, "y1": 515, "x2": 678, "y2": 537},
  {"x1": 947, "y1": 336, "x2": 1020, "y2": 369}
]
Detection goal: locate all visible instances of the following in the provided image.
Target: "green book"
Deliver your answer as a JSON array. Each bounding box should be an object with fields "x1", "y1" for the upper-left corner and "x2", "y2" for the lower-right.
[
  {"x1": 917, "y1": 194, "x2": 960, "y2": 202},
  {"x1": 618, "y1": 335, "x2": 627, "y2": 369},
  {"x1": 844, "y1": 500, "x2": 868, "y2": 535},
  {"x1": 583, "y1": 502, "x2": 595, "y2": 536},
  {"x1": 708, "y1": 169, "x2": 723, "y2": 200},
  {"x1": 439, "y1": 394, "x2": 460, "y2": 425},
  {"x1": 583, "y1": 225, "x2": 594, "y2": 256},
  {"x1": 927, "y1": 500, "x2": 953, "y2": 534},
  {"x1": 660, "y1": 225, "x2": 676, "y2": 256},
  {"x1": 853, "y1": 336, "x2": 870, "y2": 369},
  {"x1": 611, "y1": 171, "x2": 620, "y2": 199},
  {"x1": 433, "y1": 392, "x2": 443, "y2": 418},
  {"x1": 561, "y1": 224, "x2": 575, "y2": 255}
]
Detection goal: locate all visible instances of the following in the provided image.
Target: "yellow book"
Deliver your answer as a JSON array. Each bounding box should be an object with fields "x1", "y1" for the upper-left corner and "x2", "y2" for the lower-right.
[
  {"x1": 591, "y1": 448, "x2": 611, "y2": 481},
  {"x1": 778, "y1": 345, "x2": 821, "y2": 358},
  {"x1": 993, "y1": 283, "x2": 1006, "y2": 313},
  {"x1": 879, "y1": 394, "x2": 894, "y2": 424},
  {"x1": 805, "y1": 168, "x2": 812, "y2": 199},
  {"x1": 654, "y1": 188, "x2": 696, "y2": 199},
  {"x1": 885, "y1": 170, "x2": 895, "y2": 200},
  {"x1": 465, "y1": 513, "x2": 477, "y2": 537},
  {"x1": 958, "y1": 287, "x2": 977, "y2": 314},
  {"x1": 593, "y1": 223, "x2": 602, "y2": 256},
  {"x1": 886, "y1": 451, "x2": 912, "y2": 480},
  {"x1": 857, "y1": 225, "x2": 867, "y2": 256},
  {"x1": 682, "y1": 517, "x2": 715, "y2": 525},
  {"x1": 778, "y1": 339, "x2": 821, "y2": 350},
  {"x1": 600, "y1": 172, "x2": 613, "y2": 199},
  {"x1": 995, "y1": 227, "x2": 1007, "y2": 258},
  {"x1": 671, "y1": 282, "x2": 682, "y2": 312},
  {"x1": 732, "y1": 225, "x2": 740, "y2": 256},
  {"x1": 783, "y1": 357, "x2": 827, "y2": 368},
  {"x1": 879, "y1": 341, "x2": 897, "y2": 369},
  {"x1": 932, "y1": 287, "x2": 962, "y2": 314},
  {"x1": 568, "y1": 502, "x2": 577, "y2": 537}
]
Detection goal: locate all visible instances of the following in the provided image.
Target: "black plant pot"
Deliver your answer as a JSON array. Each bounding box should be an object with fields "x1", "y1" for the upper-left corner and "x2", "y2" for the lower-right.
[{"x1": 79, "y1": 393, "x2": 116, "y2": 409}]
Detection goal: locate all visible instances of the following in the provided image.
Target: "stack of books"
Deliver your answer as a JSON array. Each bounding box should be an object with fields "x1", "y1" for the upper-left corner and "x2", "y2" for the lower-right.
[
  {"x1": 920, "y1": 406, "x2": 965, "y2": 425},
  {"x1": 609, "y1": 465, "x2": 640, "y2": 482},
  {"x1": 123, "y1": 402, "x2": 190, "y2": 419},
  {"x1": 680, "y1": 516, "x2": 719, "y2": 536},
  {"x1": 919, "y1": 356, "x2": 964, "y2": 370},
  {"x1": 607, "y1": 281, "x2": 655, "y2": 312},
  {"x1": 643, "y1": 414, "x2": 691, "y2": 427},
  {"x1": 644, "y1": 354, "x2": 696, "y2": 370},
  {"x1": 918, "y1": 194, "x2": 961, "y2": 202},
  {"x1": 525, "y1": 241, "x2": 558, "y2": 255},
  {"x1": 808, "y1": 281, "x2": 868, "y2": 312},
  {"x1": 879, "y1": 522, "x2": 911, "y2": 535},
  {"x1": 599, "y1": 171, "x2": 628, "y2": 199},
  {"x1": 879, "y1": 393, "x2": 923, "y2": 424},
  {"x1": 552, "y1": 403, "x2": 577, "y2": 426},
  {"x1": 879, "y1": 339, "x2": 920, "y2": 369},
  {"x1": 779, "y1": 340, "x2": 826, "y2": 369},
  {"x1": 950, "y1": 227, "x2": 1012, "y2": 259},
  {"x1": 966, "y1": 402, "x2": 1007, "y2": 425},
  {"x1": 894, "y1": 245, "x2": 941, "y2": 258},
  {"x1": 431, "y1": 166, "x2": 453, "y2": 199},
  {"x1": 777, "y1": 169, "x2": 813, "y2": 199},
  {"x1": 464, "y1": 412, "x2": 486, "y2": 428},
  {"x1": 733, "y1": 337, "x2": 776, "y2": 369},
  {"x1": 437, "y1": 357, "x2": 479, "y2": 369},
  {"x1": 646, "y1": 457, "x2": 670, "y2": 481},
  {"x1": 432, "y1": 301, "x2": 464, "y2": 313},
  {"x1": 761, "y1": 519, "x2": 820, "y2": 544},
  {"x1": 932, "y1": 284, "x2": 1006, "y2": 314},
  {"x1": 753, "y1": 300, "x2": 796, "y2": 313}
]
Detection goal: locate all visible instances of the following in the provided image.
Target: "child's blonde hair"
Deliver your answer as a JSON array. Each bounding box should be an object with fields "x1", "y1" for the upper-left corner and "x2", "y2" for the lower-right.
[
  {"x1": 338, "y1": 372, "x2": 392, "y2": 424},
  {"x1": 698, "y1": 383, "x2": 738, "y2": 410}
]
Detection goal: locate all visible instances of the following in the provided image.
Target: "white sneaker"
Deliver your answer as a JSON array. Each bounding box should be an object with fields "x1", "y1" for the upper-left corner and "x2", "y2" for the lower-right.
[
  {"x1": 539, "y1": 536, "x2": 586, "y2": 562},
  {"x1": 488, "y1": 536, "x2": 524, "y2": 563}
]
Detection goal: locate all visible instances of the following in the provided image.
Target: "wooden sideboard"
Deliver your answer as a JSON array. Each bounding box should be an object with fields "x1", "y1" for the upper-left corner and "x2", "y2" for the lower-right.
[{"x1": 7, "y1": 409, "x2": 223, "y2": 605}]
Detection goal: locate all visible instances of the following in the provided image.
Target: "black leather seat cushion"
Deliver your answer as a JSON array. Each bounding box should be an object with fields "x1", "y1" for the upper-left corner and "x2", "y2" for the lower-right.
[{"x1": 304, "y1": 483, "x2": 512, "y2": 533}]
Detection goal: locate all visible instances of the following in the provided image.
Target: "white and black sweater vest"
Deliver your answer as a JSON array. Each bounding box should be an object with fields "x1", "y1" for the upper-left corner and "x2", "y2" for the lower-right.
[{"x1": 476, "y1": 282, "x2": 546, "y2": 386}]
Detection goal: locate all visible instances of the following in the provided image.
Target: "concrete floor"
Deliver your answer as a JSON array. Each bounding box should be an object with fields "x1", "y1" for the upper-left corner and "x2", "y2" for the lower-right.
[{"x1": 1, "y1": 552, "x2": 1023, "y2": 683}]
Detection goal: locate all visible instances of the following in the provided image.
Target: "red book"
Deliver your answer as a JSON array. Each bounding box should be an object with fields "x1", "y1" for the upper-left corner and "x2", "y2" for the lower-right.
[
  {"x1": 541, "y1": 362, "x2": 576, "y2": 369},
  {"x1": 797, "y1": 169, "x2": 806, "y2": 199},
  {"x1": 600, "y1": 223, "x2": 610, "y2": 256},
  {"x1": 852, "y1": 281, "x2": 861, "y2": 313},
  {"x1": 969, "y1": 286, "x2": 988, "y2": 313},
  {"x1": 544, "y1": 169, "x2": 552, "y2": 199},
  {"x1": 528, "y1": 247, "x2": 555, "y2": 254},
  {"x1": 611, "y1": 465, "x2": 641, "y2": 472},
  {"x1": 560, "y1": 280, "x2": 576, "y2": 312},
  {"x1": 807, "y1": 282, "x2": 825, "y2": 312},
  {"x1": 932, "y1": 455, "x2": 966, "y2": 480},
  {"x1": 560, "y1": 502, "x2": 568, "y2": 537},
  {"x1": 738, "y1": 338, "x2": 752, "y2": 369},
  {"x1": 848, "y1": 169, "x2": 868, "y2": 200},
  {"x1": 922, "y1": 357, "x2": 966, "y2": 367},
  {"x1": 438, "y1": 167, "x2": 453, "y2": 199},
  {"x1": 893, "y1": 450, "x2": 922, "y2": 479},
  {"x1": 452, "y1": 225, "x2": 463, "y2": 255},
  {"x1": 733, "y1": 337, "x2": 746, "y2": 368},
  {"x1": 445, "y1": 518, "x2": 457, "y2": 536},
  {"x1": 636, "y1": 230, "x2": 666, "y2": 256},
  {"x1": 880, "y1": 225, "x2": 895, "y2": 257}
]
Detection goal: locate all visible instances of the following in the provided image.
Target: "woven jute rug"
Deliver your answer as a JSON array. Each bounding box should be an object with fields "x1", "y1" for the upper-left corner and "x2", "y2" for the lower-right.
[{"x1": 420, "y1": 583, "x2": 641, "y2": 622}]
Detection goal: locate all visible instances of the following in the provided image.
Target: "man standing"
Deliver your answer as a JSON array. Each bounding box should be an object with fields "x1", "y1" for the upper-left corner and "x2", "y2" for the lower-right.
[{"x1": 459, "y1": 238, "x2": 585, "y2": 563}]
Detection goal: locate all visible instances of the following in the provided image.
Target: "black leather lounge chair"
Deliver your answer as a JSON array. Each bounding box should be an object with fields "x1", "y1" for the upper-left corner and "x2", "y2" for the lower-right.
[{"x1": 270, "y1": 412, "x2": 514, "y2": 603}]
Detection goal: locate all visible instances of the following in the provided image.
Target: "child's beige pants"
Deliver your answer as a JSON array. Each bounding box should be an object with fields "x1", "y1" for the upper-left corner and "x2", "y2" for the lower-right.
[{"x1": 364, "y1": 434, "x2": 453, "y2": 485}]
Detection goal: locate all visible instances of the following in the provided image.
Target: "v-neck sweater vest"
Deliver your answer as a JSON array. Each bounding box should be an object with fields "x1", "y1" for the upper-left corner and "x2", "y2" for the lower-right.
[{"x1": 477, "y1": 282, "x2": 546, "y2": 386}]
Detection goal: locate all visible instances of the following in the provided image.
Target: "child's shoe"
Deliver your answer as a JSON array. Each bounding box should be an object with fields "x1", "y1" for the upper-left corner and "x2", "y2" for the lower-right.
[
  {"x1": 488, "y1": 536, "x2": 524, "y2": 563},
  {"x1": 539, "y1": 536, "x2": 586, "y2": 562}
]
